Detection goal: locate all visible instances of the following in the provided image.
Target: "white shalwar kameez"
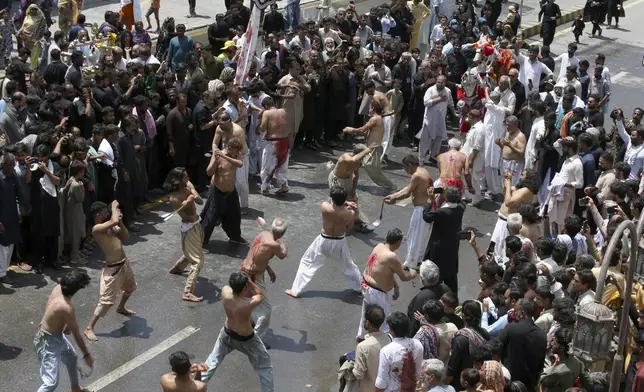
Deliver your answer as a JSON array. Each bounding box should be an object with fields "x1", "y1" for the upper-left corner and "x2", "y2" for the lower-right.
[
  {"x1": 417, "y1": 86, "x2": 452, "y2": 165},
  {"x1": 288, "y1": 234, "x2": 362, "y2": 296},
  {"x1": 490, "y1": 213, "x2": 509, "y2": 263},
  {"x1": 404, "y1": 206, "x2": 432, "y2": 269},
  {"x1": 381, "y1": 115, "x2": 394, "y2": 161},
  {"x1": 260, "y1": 141, "x2": 289, "y2": 192},
  {"x1": 462, "y1": 121, "x2": 486, "y2": 203},
  {"x1": 357, "y1": 282, "x2": 391, "y2": 339},
  {"x1": 525, "y1": 116, "x2": 544, "y2": 170},
  {"x1": 236, "y1": 154, "x2": 250, "y2": 208},
  {"x1": 248, "y1": 93, "x2": 268, "y2": 175},
  {"x1": 483, "y1": 101, "x2": 505, "y2": 194}
]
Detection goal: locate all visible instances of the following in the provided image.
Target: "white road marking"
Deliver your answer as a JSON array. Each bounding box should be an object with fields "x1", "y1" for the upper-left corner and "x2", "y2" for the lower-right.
[
  {"x1": 612, "y1": 71, "x2": 644, "y2": 88},
  {"x1": 86, "y1": 326, "x2": 200, "y2": 391}
]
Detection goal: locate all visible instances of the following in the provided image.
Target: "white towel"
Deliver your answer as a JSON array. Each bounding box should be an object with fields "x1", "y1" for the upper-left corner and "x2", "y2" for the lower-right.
[{"x1": 39, "y1": 159, "x2": 57, "y2": 197}]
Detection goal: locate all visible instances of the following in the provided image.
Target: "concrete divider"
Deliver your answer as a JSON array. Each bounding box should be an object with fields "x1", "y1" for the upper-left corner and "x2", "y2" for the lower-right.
[{"x1": 520, "y1": 5, "x2": 585, "y2": 39}]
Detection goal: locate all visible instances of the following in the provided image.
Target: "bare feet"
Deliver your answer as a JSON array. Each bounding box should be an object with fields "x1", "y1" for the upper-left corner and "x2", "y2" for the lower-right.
[
  {"x1": 116, "y1": 308, "x2": 136, "y2": 316},
  {"x1": 284, "y1": 289, "x2": 299, "y2": 298},
  {"x1": 275, "y1": 186, "x2": 289, "y2": 195},
  {"x1": 182, "y1": 292, "x2": 203, "y2": 302},
  {"x1": 84, "y1": 328, "x2": 98, "y2": 341},
  {"x1": 17, "y1": 262, "x2": 32, "y2": 271}
]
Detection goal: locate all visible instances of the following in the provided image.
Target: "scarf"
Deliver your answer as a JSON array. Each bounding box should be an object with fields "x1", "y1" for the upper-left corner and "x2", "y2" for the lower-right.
[
  {"x1": 39, "y1": 159, "x2": 57, "y2": 197},
  {"x1": 454, "y1": 327, "x2": 486, "y2": 351},
  {"x1": 481, "y1": 360, "x2": 505, "y2": 392},
  {"x1": 20, "y1": 4, "x2": 45, "y2": 41},
  {"x1": 414, "y1": 323, "x2": 440, "y2": 360}
]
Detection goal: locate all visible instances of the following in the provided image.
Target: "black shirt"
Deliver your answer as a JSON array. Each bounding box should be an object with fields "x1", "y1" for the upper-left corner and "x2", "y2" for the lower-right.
[
  {"x1": 446, "y1": 53, "x2": 468, "y2": 83},
  {"x1": 511, "y1": 80, "x2": 526, "y2": 116},
  {"x1": 406, "y1": 284, "x2": 452, "y2": 337},
  {"x1": 43, "y1": 61, "x2": 68, "y2": 86},
  {"x1": 587, "y1": 109, "x2": 604, "y2": 127},
  {"x1": 498, "y1": 319, "x2": 547, "y2": 391},
  {"x1": 263, "y1": 11, "x2": 285, "y2": 35},
  {"x1": 541, "y1": 55, "x2": 555, "y2": 72},
  {"x1": 65, "y1": 65, "x2": 83, "y2": 90},
  {"x1": 447, "y1": 327, "x2": 490, "y2": 390}
]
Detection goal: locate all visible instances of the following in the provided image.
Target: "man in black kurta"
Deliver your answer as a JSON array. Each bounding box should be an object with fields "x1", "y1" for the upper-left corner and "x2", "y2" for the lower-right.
[
  {"x1": 422, "y1": 186, "x2": 466, "y2": 296},
  {"x1": 538, "y1": 0, "x2": 561, "y2": 46},
  {"x1": 0, "y1": 154, "x2": 25, "y2": 280}
]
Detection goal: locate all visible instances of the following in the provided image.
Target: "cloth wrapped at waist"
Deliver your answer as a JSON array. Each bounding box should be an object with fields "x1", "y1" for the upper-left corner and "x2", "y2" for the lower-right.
[
  {"x1": 321, "y1": 233, "x2": 345, "y2": 240},
  {"x1": 361, "y1": 275, "x2": 386, "y2": 293},
  {"x1": 272, "y1": 138, "x2": 290, "y2": 170},
  {"x1": 436, "y1": 177, "x2": 464, "y2": 193}
]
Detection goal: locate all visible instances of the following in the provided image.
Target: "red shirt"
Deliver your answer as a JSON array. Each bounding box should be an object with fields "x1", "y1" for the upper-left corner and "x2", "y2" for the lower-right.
[{"x1": 633, "y1": 361, "x2": 644, "y2": 392}]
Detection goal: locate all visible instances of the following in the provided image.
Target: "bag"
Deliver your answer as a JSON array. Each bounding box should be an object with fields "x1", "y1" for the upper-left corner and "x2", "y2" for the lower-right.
[{"x1": 618, "y1": 7, "x2": 625, "y2": 17}]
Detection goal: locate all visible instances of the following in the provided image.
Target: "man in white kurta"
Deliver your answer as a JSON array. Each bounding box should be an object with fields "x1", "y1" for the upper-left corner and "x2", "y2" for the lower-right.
[
  {"x1": 248, "y1": 88, "x2": 268, "y2": 176},
  {"x1": 494, "y1": 76, "x2": 516, "y2": 116},
  {"x1": 483, "y1": 91, "x2": 506, "y2": 197},
  {"x1": 462, "y1": 110, "x2": 486, "y2": 205},
  {"x1": 525, "y1": 105, "x2": 546, "y2": 170},
  {"x1": 513, "y1": 42, "x2": 552, "y2": 95},
  {"x1": 416, "y1": 75, "x2": 455, "y2": 166},
  {"x1": 548, "y1": 137, "x2": 583, "y2": 233}
]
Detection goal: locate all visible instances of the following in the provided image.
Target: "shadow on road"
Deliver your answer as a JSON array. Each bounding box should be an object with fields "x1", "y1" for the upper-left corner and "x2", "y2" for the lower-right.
[
  {"x1": 0, "y1": 343, "x2": 22, "y2": 361},
  {"x1": 298, "y1": 289, "x2": 362, "y2": 305},
  {"x1": 265, "y1": 328, "x2": 316, "y2": 353},
  {"x1": 97, "y1": 315, "x2": 153, "y2": 340}
]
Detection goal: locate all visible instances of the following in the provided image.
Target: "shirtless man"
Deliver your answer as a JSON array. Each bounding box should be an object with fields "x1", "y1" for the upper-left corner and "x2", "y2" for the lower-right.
[
  {"x1": 165, "y1": 168, "x2": 205, "y2": 302},
  {"x1": 356, "y1": 228, "x2": 417, "y2": 340},
  {"x1": 161, "y1": 351, "x2": 207, "y2": 392},
  {"x1": 35, "y1": 270, "x2": 93, "y2": 392},
  {"x1": 85, "y1": 200, "x2": 136, "y2": 341},
  {"x1": 435, "y1": 138, "x2": 474, "y2": 206},
  {"x1": 258, "y1": 96, "x2": 290, "y2": 196},
  {"x1": 240, "y1": 218, "x2": 288, "y2": 345},
  {"x1": 384, "y1": 154, "x2": 433, "y2": 269},
  {"x1": 343, "y1": 100, "x2": 397, "y2": 192},
  {"x1": 496, "y1": 115, "x2": 526, "y2": 186},
  {"x1": 201, "y1": 272, "x2": 274, "y2": 392},
  {"x1": 285, "y1": 185, "x2": 362, "y2": 298},
  {"x1": 328, "y1": 143, "x2": 374, "y2": 233},
  {"x1": 200, "y1": 137, "x2": 247, "y2": 246},
  {"x1": 488, "y1": 168, "x2": 540, "y2": 262},
  {"x1": 214, "y1": 112, "x2": 251, "y2": 214},
  {"x1": 362, "y1": 80, "x2": 395, "y2": 163}
]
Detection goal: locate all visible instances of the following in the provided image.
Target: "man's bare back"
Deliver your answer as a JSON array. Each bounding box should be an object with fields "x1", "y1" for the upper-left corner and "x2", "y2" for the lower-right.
[
  {"x1": 161, "y1": 373, "x2": 206, "y2": 392},
  {"x1": 241, "y1": 231, "x2": 285, "y2": 276},
  {"x1": 365, "y1": 115, "x2": 384, "y2": 147},
  {"x1": 222, "y1": 286, "x2": 257, "y2": 336},
  {"x1": 41, "y1": 285, "x2": 74, "y2": 334},
  {"x1": 410, "y1": 168, "x2": 431, "y2": 206},
  {"x1": 214, "y1": 124, "x2": 249, "y2": 157},
  {"x1": 502, "y1": 131, "x2": 526, "y2": 161},
  {"x1": 334, "y1": 153, "x2": 361, "y2": 179},
  {"x1": 321, "y1": 201, "x2": 355, "y2": 237},
  {"x1": 372, "y1": 91, "x2": 393, "y2": 116},
  {"x1": 262, "y1": 108, "x2": 289, "y2": 140},
  {"x1": 499, "y1": 187, "x2": 533, "y2": 216},
  {"x1": 438, "y1": 150, "x2": 466, "y2": 180},
  {"x1": 363, "y1": 243, "x2": 402, "y2": 292}
]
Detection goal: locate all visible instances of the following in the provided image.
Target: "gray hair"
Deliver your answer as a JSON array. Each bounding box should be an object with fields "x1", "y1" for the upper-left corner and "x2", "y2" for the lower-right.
[
  {"x1": 507, "y1": 213, "x2": 523, "y2": 234},
  {"x1": 489, "y1": 90, "x2": 501, "y2": 103},
  {"x1": 421, "y1": 359, "x2": 446, "y2": 381},
  {"x1": 353, "y1": 143, "x2": 368, "y2": 154},
  {"x1": 499, "y1": 75, "x2": 511, "y2": 84},
  {"x1": 419, "y1": 260, "x2": 440, "y2": 286},
  {"x1": 272, "y1": 218, "x2": 288, "y2": 236},
  {"x1": 506, "y1": 115, "x2": 519, "y2": 126},
  {"x1": 447, "y1": 138, "x2": 462, "y2": 150}
]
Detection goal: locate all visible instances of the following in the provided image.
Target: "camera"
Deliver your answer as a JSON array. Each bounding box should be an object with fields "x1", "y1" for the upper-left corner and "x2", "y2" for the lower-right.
[{"x1": 610, "y1": 108, "x2": 623, "y2": 120}]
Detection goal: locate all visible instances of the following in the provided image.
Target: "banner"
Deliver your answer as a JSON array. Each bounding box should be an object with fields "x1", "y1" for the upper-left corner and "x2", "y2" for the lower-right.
[{"x1": 234, "y1": 0, "x2": 277, "y2": 86}]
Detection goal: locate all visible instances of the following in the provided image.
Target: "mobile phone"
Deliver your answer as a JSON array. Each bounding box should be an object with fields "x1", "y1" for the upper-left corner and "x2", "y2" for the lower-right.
[
  {"x1": 458, "y1": 231, "x2": 470, "y2": 240},
  {"x1": 434, "y1": 187, "x2": 444, "y2": 194},
  {"x1": 607, "y1": 205, "x2": 615, "y2": 214},
  {"x1": 579, "y1": 198, "x2": 589, "y2": 207}
]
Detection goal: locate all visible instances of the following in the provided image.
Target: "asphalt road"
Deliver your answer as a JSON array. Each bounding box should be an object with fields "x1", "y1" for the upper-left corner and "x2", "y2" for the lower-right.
[{"x1": 3, "y1": 3, "x2": 644, "y2": 392}]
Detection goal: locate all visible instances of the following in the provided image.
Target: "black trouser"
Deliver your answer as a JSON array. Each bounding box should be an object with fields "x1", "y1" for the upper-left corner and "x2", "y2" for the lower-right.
[
  {"x1": 200, "y1": 186, "x2": 242, "y2": 244},
  {"x1": 16, "y1": 216, "x2": 31, "y2": 262},
  {"x1": 97, "y1": 163, "x2": 115, "y2": 203},
  {"x1": 33, "y1": 235, "x2": 59, "y2": 267},
  {"x1": 542, "y1": 29, "x2": 555, "y2": 46},
  {"x1": 442, "y1": 275, "x2": 458, "y2": 299},
  {"x1": 116, "y1": 173, "x2": 135, "y2": 226},
  {"x1": 325, "y1": 112, "x2": 344, "y2": 142},
  {"x1": 592, "y1": 22, "x2": 602, "y2": 35},
  {"x1": 608, "y1": 11, "x2": 619, "y2": 25},
  {"x1": 188, "y1": 0, "x2": 196, "y2": 14}
]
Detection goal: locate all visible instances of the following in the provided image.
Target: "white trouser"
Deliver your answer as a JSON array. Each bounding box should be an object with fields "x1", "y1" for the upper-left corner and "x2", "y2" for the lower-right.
[
  {"x1": 467, "y1": 168, "x2": 486, "y2": 203},
  {"x1": 485, "y1": 166, "x2": 502, "y2": 195},
  {"x1": 490, "y1": 214, "x2": 508, "y2": 264},
  {"x1": 404, "y1": 206, "x2": 432, "y2": 269},
  {"x1": 236, "y1": 154, "x2": 250, "y2": 208},
  {"x1": 502, "y1": 159, "x2": 524, "y2": 187},
  {"x1": 253, "y1": 272, "x2": 271, "y2": 339},
  {"x1": 260, "y1": 141, "x2": 289, "y2": 191},
  {"x1": 0, "y1": 244, "x2": 14, "y2": 278},
  {"x1": 418, "y1": 136, "x2": 443, "y2": 164},
  {"x1": 381, "y1": 115, "x2": 394, "y2": 161},
  {"x1": 357, "y1": 284, "x2": 391, "y2": 338},
  {"x1": 289, "y1": 235, "x2": 361, "y2": 296}
]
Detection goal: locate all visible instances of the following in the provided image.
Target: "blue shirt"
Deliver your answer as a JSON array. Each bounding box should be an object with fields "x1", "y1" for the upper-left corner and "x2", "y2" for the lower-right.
[
  {"x1": 167, "y1": 35, "x2": 194, "y2": 72},
  {"x1": 68, "y1": 24, "x2": 86, "y2": 41},
  {"x1": 580, "y1": 150, "x2": 596, "y2": 186}
]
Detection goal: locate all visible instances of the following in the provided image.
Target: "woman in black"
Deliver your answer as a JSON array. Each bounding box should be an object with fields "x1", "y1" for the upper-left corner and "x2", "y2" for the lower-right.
[{"x1": 446, "y1": 300, "x2": 490, "y2": 390}]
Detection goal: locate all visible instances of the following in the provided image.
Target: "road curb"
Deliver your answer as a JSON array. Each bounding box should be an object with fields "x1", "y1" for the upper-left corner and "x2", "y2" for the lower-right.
[{"x1": 520, "y1": 6, "x2": 585, "y2": 39}]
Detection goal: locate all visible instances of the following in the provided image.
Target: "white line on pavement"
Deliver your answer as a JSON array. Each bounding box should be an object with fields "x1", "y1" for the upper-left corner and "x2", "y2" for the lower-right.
[{"x1": 86, "y1": 326, "x2": 200, "y2": 391}]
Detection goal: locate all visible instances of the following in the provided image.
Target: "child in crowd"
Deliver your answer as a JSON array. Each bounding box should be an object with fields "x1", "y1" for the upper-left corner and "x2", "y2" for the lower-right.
[
  {"x1": 146, "y1": 0, "x2": 161, "y2": 32},
  {"x1": 460, "y1": 368, "x2": 481, "y2": 392},
  {"x1": 571, "y1": 13, "x2": 585, "y2": 43},
  {"x1": 63, "y1": 160, "x2": 88, "y2": 264}
]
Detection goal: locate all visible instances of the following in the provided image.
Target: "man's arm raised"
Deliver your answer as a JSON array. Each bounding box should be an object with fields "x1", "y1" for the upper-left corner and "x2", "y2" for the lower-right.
[{"x1": 92, "y1": 201, "x2": 121, "y2": 234}]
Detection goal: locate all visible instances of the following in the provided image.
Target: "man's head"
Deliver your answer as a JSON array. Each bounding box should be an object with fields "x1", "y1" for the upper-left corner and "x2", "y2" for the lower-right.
[
  {"x1": 420, "y1": 359, "x2": 446, "y2": 386},
  {"x1": 224, "y1": 137, "x2": 243, "y2": 159},
  {"x1": 229, "y1": 271, "x2": 250, "y2": 294},
  {"x1": 330, "y1": 185, "x2": 347, "y2": 206},
  {"x1": 271, "y1": 218, "x2": 287, "y2": 240},
  {"x1": 163, "y1": 167, "x2": 188, "y2": 193},
  {"x1": 59, "y1": 270, "x2": 91, "y2": 297},
  {"x1": 401, "y1": 154, "x2": 420, "y2": 174},
  {"x1": 440, "y1": 291, "x2": 458, "y2": 314},
  {"x1": 419, "y1": 260, "x2": 440, "y2": 287},
  {"x1": 535, "y1": 284, "x2": 555, "y2": 310},
  {"x1": 386, "y1": 311, "x2": 410, "y2": 338},
  {"x1": 444, "y1": 186, "x2": 460, "y2": 204},
  {"x1": 176, "y1": 24, "x2": 186, "y2": 37},
  {"x1": 385, "y1": 228, "x2": 404, "y2": 251},
  {"x1": 506, "y1": 213, "x2": 523, "y2": 235},
  {"x1": 169, "y1": 351, "x2": 191, "y2": 376},
  {"x1": 363, "y1": 303, "x2": 385, "y2": 333},
  {"x1": 505, "y1": 115, "x2": 519, "y2": 133},
  {"x1": 572, "y1": 269, "x2": 596, "y2": 294},
  {"x1": 0, "y1": 153, "x2": 15, "y2": 177},
  {"x1": 422, "y1": 299, "x2": 444, "y2": 324},
  {"x1": 595, "y1": 53, "x2": 605, "y2": 67}
]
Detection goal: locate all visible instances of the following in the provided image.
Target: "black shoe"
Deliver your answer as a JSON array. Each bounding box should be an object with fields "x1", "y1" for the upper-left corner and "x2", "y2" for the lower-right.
[
  {"x1": 49, "y1": 262, "x2": 62, "y2": 270},
  {"x1": 127, "y1": 225, "x2": 141, "y2": 233},
  {"x1": 33, "y1": 266, "x2": 43, "y2": 275},
  {"x1": 229, "y1": 237, "x2": 249, "y2": 245}
]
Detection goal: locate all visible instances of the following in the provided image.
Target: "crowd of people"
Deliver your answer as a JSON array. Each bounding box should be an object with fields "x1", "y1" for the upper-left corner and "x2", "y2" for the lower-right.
[{"x1": 1, "y1": 0, "x2": 643, "y2": 391}]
